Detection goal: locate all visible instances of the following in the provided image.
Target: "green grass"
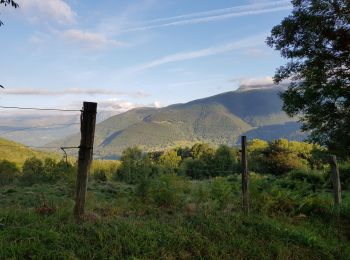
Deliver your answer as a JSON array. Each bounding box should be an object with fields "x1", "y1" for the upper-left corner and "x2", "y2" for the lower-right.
[{"x1": 1, "y1": 175, "x2": 349, "y2": 259}]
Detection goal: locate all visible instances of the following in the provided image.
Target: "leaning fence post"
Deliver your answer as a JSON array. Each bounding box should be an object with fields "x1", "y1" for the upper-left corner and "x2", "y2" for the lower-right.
[
  {"x1": 329, "y1": 155, "x2": 341, "y2": 207},
  {"x1": 74, "y1": 102, "x2": 97, "y2": 221},
  {"x1": 241, "y1": 136, "x2": 249, "y2": 214}
]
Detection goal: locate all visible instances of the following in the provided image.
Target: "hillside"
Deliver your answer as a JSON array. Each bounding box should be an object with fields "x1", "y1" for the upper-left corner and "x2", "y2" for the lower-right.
[
  {"x1": 0, "y1": 138, "x2": 60, "y2": 166},
  {"x1": 55, "y1": 85, "x2": 305, "y2": 159}
]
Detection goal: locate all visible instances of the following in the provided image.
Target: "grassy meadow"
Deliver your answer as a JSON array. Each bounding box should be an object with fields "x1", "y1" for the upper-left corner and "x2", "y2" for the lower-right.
[
  {"x1": 1, "y1": 175, "x2": 350, "y2": 259},
  {"x1": 1, "y1": 139, "x2": 350, "y2": 259}
]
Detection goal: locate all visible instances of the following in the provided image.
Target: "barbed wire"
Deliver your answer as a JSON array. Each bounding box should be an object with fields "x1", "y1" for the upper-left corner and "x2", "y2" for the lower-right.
[
  {"x1": 0, "y1": 105, "x2": 82, "y2": 112},
  {"x1": 0, "y1": 144, "x2": 79, "y2": 150}
]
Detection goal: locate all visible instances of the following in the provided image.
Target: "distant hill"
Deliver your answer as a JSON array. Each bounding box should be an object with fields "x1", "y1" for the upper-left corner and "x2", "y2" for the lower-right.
[
  {"x1": 0, "y1": 110, "x2": 118, "y2": 147},
  {"x1": 0, "y1": 138, "x2": 60, "y2": 166},
  {"x1": 54, "y1": 84, "x2": 306, "y2": 159}
]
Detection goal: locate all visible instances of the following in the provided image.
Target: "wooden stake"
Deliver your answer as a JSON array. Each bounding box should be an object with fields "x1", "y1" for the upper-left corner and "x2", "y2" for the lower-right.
[
  {"x1": 74, "y1": 102, "x2": 97, "y2": 221},
  {"x1": 329, "y1": 155, "x2": 341, "y2": 207},
  {"x1": 241, "y1": 136, "x2": 249, "y2": 214}
]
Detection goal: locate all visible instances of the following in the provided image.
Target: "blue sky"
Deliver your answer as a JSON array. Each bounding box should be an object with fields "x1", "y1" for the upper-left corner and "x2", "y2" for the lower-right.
[{"x1": 0, "y1": 0, "x2": 292, "y2": 113}]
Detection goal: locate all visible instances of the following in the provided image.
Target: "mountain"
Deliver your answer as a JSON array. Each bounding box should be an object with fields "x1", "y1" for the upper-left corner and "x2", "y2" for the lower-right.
[{"x1": 55, "y1": 84, "x2": 306, "y2": 159}]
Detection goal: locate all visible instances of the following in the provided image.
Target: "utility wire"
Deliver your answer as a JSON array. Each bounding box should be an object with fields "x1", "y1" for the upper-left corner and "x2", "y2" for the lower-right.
[
  {"x1": 0, "y1": 105, "x2": 82, "y2": 112},
  {"x1": 0, "y1": 144, "x2": 79, "y2": 149}
]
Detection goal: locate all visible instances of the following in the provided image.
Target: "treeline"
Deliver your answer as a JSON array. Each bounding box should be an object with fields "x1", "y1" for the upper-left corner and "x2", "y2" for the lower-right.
[
  {"x1": 0, "y1": 156, "x2": 119, "y2": 186},
  {"x1": 0, "y1": 158, "x2": 76, "y2": 186},
  {"x1": 113, "y1": 139, "x2": 349, "y2": 185},
  {"x1": 1, "y1": 139, "x2": 349, "y2": 188}
]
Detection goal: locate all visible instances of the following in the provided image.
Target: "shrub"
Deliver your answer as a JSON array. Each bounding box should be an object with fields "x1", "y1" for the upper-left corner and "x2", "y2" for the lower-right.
[
  {"x1": 92, "y1": 169, "x2": 108, "y2": 182},
  {"x1": 20, "y1": 157, "x2": 45, "y2": 185},
  {"x1": 138, "y1": 174, "x2": 189, "y2": 207},
  {"x1": 213, "y1": 145, "x2": 238, "y2": 176},
  {"x1": 179, "y1": 158, "x2": 209, "y2": 179},
  {"x1": 114, "y1": 148, "x2": 159, "y2": 184},
  {"x1": 339, "y1": 162, "x2": 350, "y2": 189},
  {"x1": 91, "y1": 160, "x2": 120, "y2": 181},
  {"x1": 53, "y1": 160, "x2": 76, "y2": 183},
  {"x1": 209, "y1": 177, "x2": 234, "y2": 208},
  {"x1": 0, "y1": 160, "x2": 19, "y2": 185},
  {"x1": 262, "y1": 150, "x2": 307, "y2": 175},
  {"x1": 158, "y1": 149, "x2": 182, "y2": 174},
  {"x1": 288, "y1": 169, "x2": 325, "y2": 187}
]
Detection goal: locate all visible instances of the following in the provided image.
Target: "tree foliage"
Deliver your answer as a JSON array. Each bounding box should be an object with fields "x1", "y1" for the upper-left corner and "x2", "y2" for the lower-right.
[
  {"x1": 0, "y1": 0, "x2": 19, "y2": 26},
  {"x1": 0, "y1": 159, "x2": 19, "y2": 185},
  {"x1": 266, "y1": 0, "x2": 350, "y2": 156},
  {"x1": 115, "y1": 147, "x2": 157, "y2": 184}
]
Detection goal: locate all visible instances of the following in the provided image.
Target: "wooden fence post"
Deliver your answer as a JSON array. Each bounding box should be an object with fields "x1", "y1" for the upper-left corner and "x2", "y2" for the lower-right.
[
  {"x1": 241, "y1": 136, "x2": 249, "y2": 214},
  {"x1": 74, "y1": 102, "x2": 97, "y2": 221},
  {"x1": 329, "y1": 155, "x2": 341, "y2": 207}
]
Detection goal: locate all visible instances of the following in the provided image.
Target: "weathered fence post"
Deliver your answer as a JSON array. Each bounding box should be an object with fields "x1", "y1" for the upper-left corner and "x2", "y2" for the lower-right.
[
  {"x1": 241, "y1": 136, "x2": 249, "y2": 214},
  {"x1": 329, "y1": 155, "x2": 341, "y2": 207},
  {"x1": 74, "y1": 102, "x2": 97, "y2": 221}
]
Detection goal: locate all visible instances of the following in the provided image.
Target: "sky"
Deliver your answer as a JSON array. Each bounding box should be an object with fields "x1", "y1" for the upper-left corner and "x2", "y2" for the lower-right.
[{"x1": 0, "y1": 0, "x2": 292, "y2": 114}]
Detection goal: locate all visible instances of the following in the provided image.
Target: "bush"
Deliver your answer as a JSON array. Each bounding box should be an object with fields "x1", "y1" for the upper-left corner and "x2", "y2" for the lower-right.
[
  {"x1": 91, "y1": 160, "x2": 120, "y2": 182},
  {"x1": 137, "y1": 174, "x2": 189, "y2": 207},
  {"x1": 158, "y1": 149, "x2": 182, "y2": 174},
  {"x1": 209, "y1": 177, "x2": 234, "y2": 208},
  {"x1": 212, "y1": 145, "x2": 238, "y2": 176},
  {"x1": 262, "y1": 150, "x2": 307, "y2": 175},
  {"x1": 252, "y1": 139, "x2": 322, "y2": 175},
  {"x1": 20, "y1": 157, "x2": 76, "y2": 185},
  {"x1": 92, "y1": 169, "x2": 108, "y2": 182},
  {"x1": 339, "y1": 162, "x2": 350, "y2": 189},
  {"x1": 179, "y1": 158, "x2": 209, "y2": 179},
  {"x1": 20, "y1": 157, "x2": 45, "y2": 185},
  {"x1": 114, "y1": 150, "x2": 159, "y2": 184},
  {"x1": 288, "y1": 169, "x2": 325, "y2": 186},
  {"x1": 0, "y1": 160, "x2": 19, "y2": 185}
]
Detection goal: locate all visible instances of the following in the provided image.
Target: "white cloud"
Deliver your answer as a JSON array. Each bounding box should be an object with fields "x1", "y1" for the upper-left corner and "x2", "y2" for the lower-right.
[
  {"x1": 62, "y1": 29, "x2": 125, "y2": 50},
  {"x1": 99, "y1": 99, "x2": 137, "y2": 112},
  {"x1": 98, "y1": 98, "x2": 163, "y2": 114},
  {"x1": 153, "y1": 101, "x2": 162, "y2": 108},
  {"x1": 122, "y1": 0, "x2": 291, "y2": 32},
  {"x1": 129, "y1": 34, "x2": 265, "y2": 72},
  {"x1": 239, "y1": 76, "x2": 274, "y2": 86},
  {"x1": 19, "y1": 0, "x2": 76, "y2": 24}
]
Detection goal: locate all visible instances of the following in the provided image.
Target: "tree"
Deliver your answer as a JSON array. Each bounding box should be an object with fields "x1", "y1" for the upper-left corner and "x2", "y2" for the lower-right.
[
  {"x1": 159, "y1": 149, "x2": 182, "y2": 173},
  {"x1": 115, "y1": 147, "x2": 157, "y2": 184},
  {"x1": 21, "y1": 157, "x2": 45, "y2": 185},
  {"x1": 266, "y1": 0, "x2": 350, "y2": 156},
  {"x1": 213, "y1": 145, "x2": 237, "y2": 175},
  {"x1": 0, "y1": 0, "x2": 19, "y2": 26},
  {"x1": 190, "y1": 143, "x2": 215, "y2": 160},
  {"x1": 261, "y1": 140, "x2": 308, "y2": 175},
  {"x1": 0, "y1": 159, "x2": 19, "y2": 185}
]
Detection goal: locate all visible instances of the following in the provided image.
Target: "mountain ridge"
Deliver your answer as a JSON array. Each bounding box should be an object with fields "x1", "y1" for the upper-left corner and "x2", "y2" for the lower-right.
[{"x1": 53, "y1": 85, "x2": 305, "y2": 159}]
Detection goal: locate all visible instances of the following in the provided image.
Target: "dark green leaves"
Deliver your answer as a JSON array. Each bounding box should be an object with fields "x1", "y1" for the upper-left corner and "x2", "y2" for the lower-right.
[{"x1": 267, "y1": 0, "x2": 350, "y2": 156}]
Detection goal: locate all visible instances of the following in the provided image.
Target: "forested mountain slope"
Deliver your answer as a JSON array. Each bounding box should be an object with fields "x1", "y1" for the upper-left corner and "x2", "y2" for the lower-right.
[{"x1": 55, "y1": 85, "x2": 305, "y2": 159}]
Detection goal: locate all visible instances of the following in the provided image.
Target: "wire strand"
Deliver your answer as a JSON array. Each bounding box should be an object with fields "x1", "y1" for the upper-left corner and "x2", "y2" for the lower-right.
[
  {"x1": 0, "y1": 105, "x2": 82, "y2": 112},
  {"x1": 0, "y1": 144, "x2": 80, "y2": 149}
]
